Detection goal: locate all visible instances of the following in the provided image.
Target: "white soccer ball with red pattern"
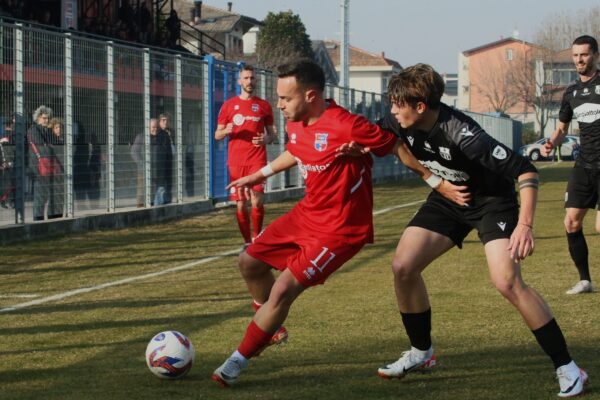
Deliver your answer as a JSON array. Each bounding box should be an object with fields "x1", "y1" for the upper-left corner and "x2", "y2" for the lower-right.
[{"x1": 145, "y1": 330, "x2": 195, "y2": 379}]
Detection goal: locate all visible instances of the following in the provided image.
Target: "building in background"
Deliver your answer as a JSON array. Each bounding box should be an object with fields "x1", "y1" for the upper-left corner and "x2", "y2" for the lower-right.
[
  {"x1": 322, "y1": 40, "x2": 402, "y2": 94},
  {"x1": 458, "y1": 35, "x2": 537, "y2": 123}
]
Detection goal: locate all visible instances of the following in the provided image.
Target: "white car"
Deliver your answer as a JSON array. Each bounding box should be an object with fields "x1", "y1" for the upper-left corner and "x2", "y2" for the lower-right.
[{"x1": 519, "y1": 135, "x2": 580, "y2": 161}]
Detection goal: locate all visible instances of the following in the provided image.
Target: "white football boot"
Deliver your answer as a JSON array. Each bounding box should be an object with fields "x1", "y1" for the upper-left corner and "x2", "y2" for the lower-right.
[
  {"x1": 212, "y1": 356, "x2": 246, "y2": 387},
  {"x1": 566, "y1": 280, "x2": 594, "y2": 295},
  {"x1": 378, "y1": 347, "x2": 436, "y2": 379},
  {"x1": 557, "y1": 361, "x2": 588, "y2": 397}
]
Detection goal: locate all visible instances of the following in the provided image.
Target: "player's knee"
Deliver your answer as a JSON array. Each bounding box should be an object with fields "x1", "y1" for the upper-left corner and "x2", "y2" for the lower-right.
[
  {"x1": 493, "y1": 278, "x2": 518, "y2": 300},
  {"x1": 564, "y1": 215, "x2": 582, "y2": 232},
  {"x1": 391, "y1": 257, "x2": 418, "y2": 282},
  {"x1": 238, "y1": 252, "x2": 264, "y2": 278}
]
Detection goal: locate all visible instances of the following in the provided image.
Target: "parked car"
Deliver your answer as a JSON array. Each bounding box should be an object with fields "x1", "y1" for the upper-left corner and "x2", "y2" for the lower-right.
[{"x1": 519, "y1": 135, "x2": 580, "y2": 161}]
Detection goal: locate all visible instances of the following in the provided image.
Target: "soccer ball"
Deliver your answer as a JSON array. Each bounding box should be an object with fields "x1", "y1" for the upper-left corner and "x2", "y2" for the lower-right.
[{"x1": 145, "y1": 330, "x2": 195, "y2": 379}]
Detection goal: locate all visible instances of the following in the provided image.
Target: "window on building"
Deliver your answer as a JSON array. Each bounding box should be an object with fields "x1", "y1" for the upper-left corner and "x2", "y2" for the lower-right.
[{"x1": 506, "y1": 49, "x2": 513, "y2": 61}]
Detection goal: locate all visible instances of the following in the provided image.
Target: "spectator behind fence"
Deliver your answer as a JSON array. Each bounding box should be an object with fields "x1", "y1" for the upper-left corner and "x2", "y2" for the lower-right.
[
  {"x1": 152, "y1": 118, "x2": 172, "y2": 205},
  {"x1": 0, "y1": 115, "x2": 15, "y2": 208},
  {"x1": 27, "y1": 106, "x2": 64, "y2": 220},
  {"x1": 73, "y1": 121, "x2": 102, "y2": 206},
  {"x1": 159, "y1": 113, "x2": 174, "y2": 203},
  {"x1": 165, "y1": 9, "x2": 181, "y2": 49},
  {"x1": 131, "y1": 118, "x2": 172, "y2": 206}
]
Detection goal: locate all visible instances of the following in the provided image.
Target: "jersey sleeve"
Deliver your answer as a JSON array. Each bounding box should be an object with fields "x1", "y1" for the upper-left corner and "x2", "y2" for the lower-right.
[
  {"x1": 450, "y1": 120, "x2": 537, "y2": 179},
  {"x1": 217, "y1": 100, "x2": 231, "y2": 125},
  {"x1": 558, "y1": 89, "x2": 573, "y2": 124},
  {"x1": 351, "y1": 114, "x2": 397, "y2": 157}
]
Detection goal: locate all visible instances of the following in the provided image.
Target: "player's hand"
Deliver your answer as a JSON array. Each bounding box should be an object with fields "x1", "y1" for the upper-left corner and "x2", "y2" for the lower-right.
[
  {"x1": 540, "y1": 139, "x2": 553, "y2": 157},
  {"x1": 335, "y1": 141, "x2": 371, "y2": 158},
  {"x1": 508, "y1": 223, "x2": 534, "y2": 261},
  {"x1": 435, "y1": 180, "x2": 471, "y2": 206},
  {"x1": 226, "y1": 174, "x2": 259, "y2": 191},
  {"x1": 224, "y1": 123, "x2": 234, "y2": 135},
  {"x1": 252, "y1": 133, "x2": 268, "y2": 147}
]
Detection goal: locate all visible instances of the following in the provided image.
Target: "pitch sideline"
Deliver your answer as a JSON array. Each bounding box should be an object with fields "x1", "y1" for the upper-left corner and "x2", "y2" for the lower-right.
[{"x1": 0, "y1": 199, "x2": 425, "y2": 314}]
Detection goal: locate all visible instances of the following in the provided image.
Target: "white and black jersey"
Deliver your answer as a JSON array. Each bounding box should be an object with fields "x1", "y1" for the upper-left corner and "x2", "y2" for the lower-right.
[
  {"x1": 379, "y1": 104, "x2": 537, "y2": 203},
  {"x1": 559, "y1": 70, "x2": 600, "y2": 168}
]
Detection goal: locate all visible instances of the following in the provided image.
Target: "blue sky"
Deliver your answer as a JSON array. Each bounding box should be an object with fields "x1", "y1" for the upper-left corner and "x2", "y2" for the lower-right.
[{"x1": 204, "y1": 0, "x2": 598, "y2": 73}]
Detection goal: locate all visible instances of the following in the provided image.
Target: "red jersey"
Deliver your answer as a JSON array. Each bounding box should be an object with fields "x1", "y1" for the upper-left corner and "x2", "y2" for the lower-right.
[
  {"x1": 285, "y1": 100, "x2": 397, "y2": 242},
  {"x1": 217, "y1": 96, "x2": 274, "y2": 167}
]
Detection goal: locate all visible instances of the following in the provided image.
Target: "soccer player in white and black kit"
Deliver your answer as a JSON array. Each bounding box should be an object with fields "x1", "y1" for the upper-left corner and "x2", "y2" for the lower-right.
[
  {"x1": 542, "y1": 35, "x2": 600, "y2": 295},
  {"x1": 377, "y1": 64, "x2": 588, "y2": 397}
]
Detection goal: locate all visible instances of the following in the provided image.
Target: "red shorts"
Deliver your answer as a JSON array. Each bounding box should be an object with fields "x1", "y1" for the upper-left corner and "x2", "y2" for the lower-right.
[
  {"x1": 228, "y1": 164, "x2": 265, "y2": 201},
  {"x1": 246, "y1": 211, "x2": 367, "y2": 287}
]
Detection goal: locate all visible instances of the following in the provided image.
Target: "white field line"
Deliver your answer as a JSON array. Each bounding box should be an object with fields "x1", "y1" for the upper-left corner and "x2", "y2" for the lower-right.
[
  {"x1": 0, "y1": 294, "x2": 40, "y2": 299},
  {"x1": 0, "y1": 248, "x2": 241, "y2": 313},
  {"x1": 0, "y1": 199, "x2": 425, "y2": 314}
]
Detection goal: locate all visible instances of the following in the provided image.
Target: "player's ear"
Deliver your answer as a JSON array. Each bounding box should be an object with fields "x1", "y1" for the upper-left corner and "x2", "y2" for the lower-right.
[
  {"x1": 416, "y1": 101, "x2": 427, "y2": 114},
  {"x1": 305, "y1": 88, "x2": 318, "y2": 103}
]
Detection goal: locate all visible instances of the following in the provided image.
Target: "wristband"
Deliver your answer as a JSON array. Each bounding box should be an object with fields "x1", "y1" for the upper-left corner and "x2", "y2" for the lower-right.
[
  {"x1": 425, "y1": 174, "x2": 443, "y2": 189},
  {"x1": 260, "y1": 164, "x2": 274, "y2": 178}
]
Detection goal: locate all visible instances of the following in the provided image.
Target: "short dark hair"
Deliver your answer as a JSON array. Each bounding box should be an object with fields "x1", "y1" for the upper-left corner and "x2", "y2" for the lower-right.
[
  {"x1": 277, "y1": 59, "x2": 325, "y2": 92},
  {"x1": 241, "y1": 64, "x2": 255, "y2": 73},
  {"x1": 387, "y1": 63, "x2": 445, "y2": 110},
  {"x1": 573, "y1": 35, "x2": 598, "y2": 53}
]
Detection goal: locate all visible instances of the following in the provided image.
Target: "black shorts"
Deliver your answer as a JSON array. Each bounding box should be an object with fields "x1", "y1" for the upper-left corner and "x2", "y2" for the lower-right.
[
  {"x1": 407, "y1": 193, "x2": 519, "y2": 248},
  {"x1": 565, "y1": 166, "x2": 600, "y2": 210}
]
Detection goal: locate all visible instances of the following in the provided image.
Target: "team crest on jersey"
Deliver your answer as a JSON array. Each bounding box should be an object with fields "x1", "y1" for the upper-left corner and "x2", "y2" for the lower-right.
[
  {"x1": 290, "y1": 133, "x2": 297, "y2": 144},
  {"x1": 252, "y1": 103, "x2": 259, "y2": 112},
  {"x1": 407, "y1": 136, "x2": 414, "y2": 146},
  {"x1": 595, "y1": 85, "x2": 600, "y2": 94},
  {"x1": 439, "y1": 147, "x2": 451, "y2": 160},
  {"x1": 583, "y1": 88, "x2": 590, "y2": 96},
  {"x1": 492, "y1": 145, "x2": 507, "y2": 160},
  {"x1": 314, "y1": 133, "x2": 328, "y2": 152},
  {"x1": 234, "y1": 105, "x2": 240, "y2": 110}
]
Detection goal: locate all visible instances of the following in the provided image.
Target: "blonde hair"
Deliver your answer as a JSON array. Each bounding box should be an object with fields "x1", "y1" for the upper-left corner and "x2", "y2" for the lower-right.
[{"x1": 49, "y1": 117, "x2": 63, "y2": 130}]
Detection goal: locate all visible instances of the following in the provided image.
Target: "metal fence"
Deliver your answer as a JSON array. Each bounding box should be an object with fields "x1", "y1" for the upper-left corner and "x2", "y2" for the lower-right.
[{"x1": 0, "y1": 21, "x2": 407, "y2": 228}]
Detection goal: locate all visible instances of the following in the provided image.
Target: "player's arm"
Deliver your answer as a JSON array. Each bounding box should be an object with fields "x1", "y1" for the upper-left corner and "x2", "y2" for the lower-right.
[
  {"x1": 252, "y1": 125, "x2": 277, "y2": 147},
  {"x1": 214, "y1": 123, "x2": 233, "y2": 141},
  {"x1": 541, "y1": 121, "x2": 570, "y2": 157},
  {"x1": 226, "y1": 150, "x2": 297, "y2": 190},
  {"x1": 391, "y1": 139, "x2": 471, "y2": 206},
  {"x1": 508, "y1": 171, "x2": 538, "y2": 261},
  {"x1": 265, "y1": 125, "x2": 277, "y2": 144}
]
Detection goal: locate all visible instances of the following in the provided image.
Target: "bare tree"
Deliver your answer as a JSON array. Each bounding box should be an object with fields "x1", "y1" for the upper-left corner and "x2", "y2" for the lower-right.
[
  {"x1": 511, "y1": 46, "x2": 556, "y2": 138},
  {"x1": 534, "y1": 6, "x2": 600, "y2": 51}
]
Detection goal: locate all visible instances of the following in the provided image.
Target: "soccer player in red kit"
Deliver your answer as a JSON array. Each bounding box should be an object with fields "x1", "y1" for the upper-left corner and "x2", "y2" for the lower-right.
[
  {"x1": 215, "y1": 64, "x2": 276, "y2": 246},
  {"x1": 211, "y1": 59, "x2": 464, "y2": 387}
]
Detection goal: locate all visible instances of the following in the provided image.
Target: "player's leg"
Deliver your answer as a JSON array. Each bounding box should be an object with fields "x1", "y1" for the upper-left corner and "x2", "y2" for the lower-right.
[
  {"x1": 378, "y1": 226, "x2": 454, "y2": 380},
  {"x1": 250, "y1": 189, "x2": 265, "y2": 241},
  {"x1": 484, "y1": 240, "x2": 588, "y2": 397},
  {"x1": 564, "y1": 166, "x2": 596, "y2": 294},
  {"x1": 212, "y1": 269, "x2": 305, "y2": 387},
  {"x1": 229, "y1": 166, "x2": 252, "y2": 245},
  {"x1": 564, "y1": 207, "x2": 592, "y2": 293}
]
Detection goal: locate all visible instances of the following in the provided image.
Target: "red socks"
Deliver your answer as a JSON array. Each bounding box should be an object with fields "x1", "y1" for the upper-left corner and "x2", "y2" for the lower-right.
[
  {"x1": 237, "y1": 320, "x2": 273, "y2": 359},
  {"x1": 251, "y1": 206, "x2": 265, "y2": 239},
  {"x1": 236, "y1": 209, "x2": 252, "y2": 244}
]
